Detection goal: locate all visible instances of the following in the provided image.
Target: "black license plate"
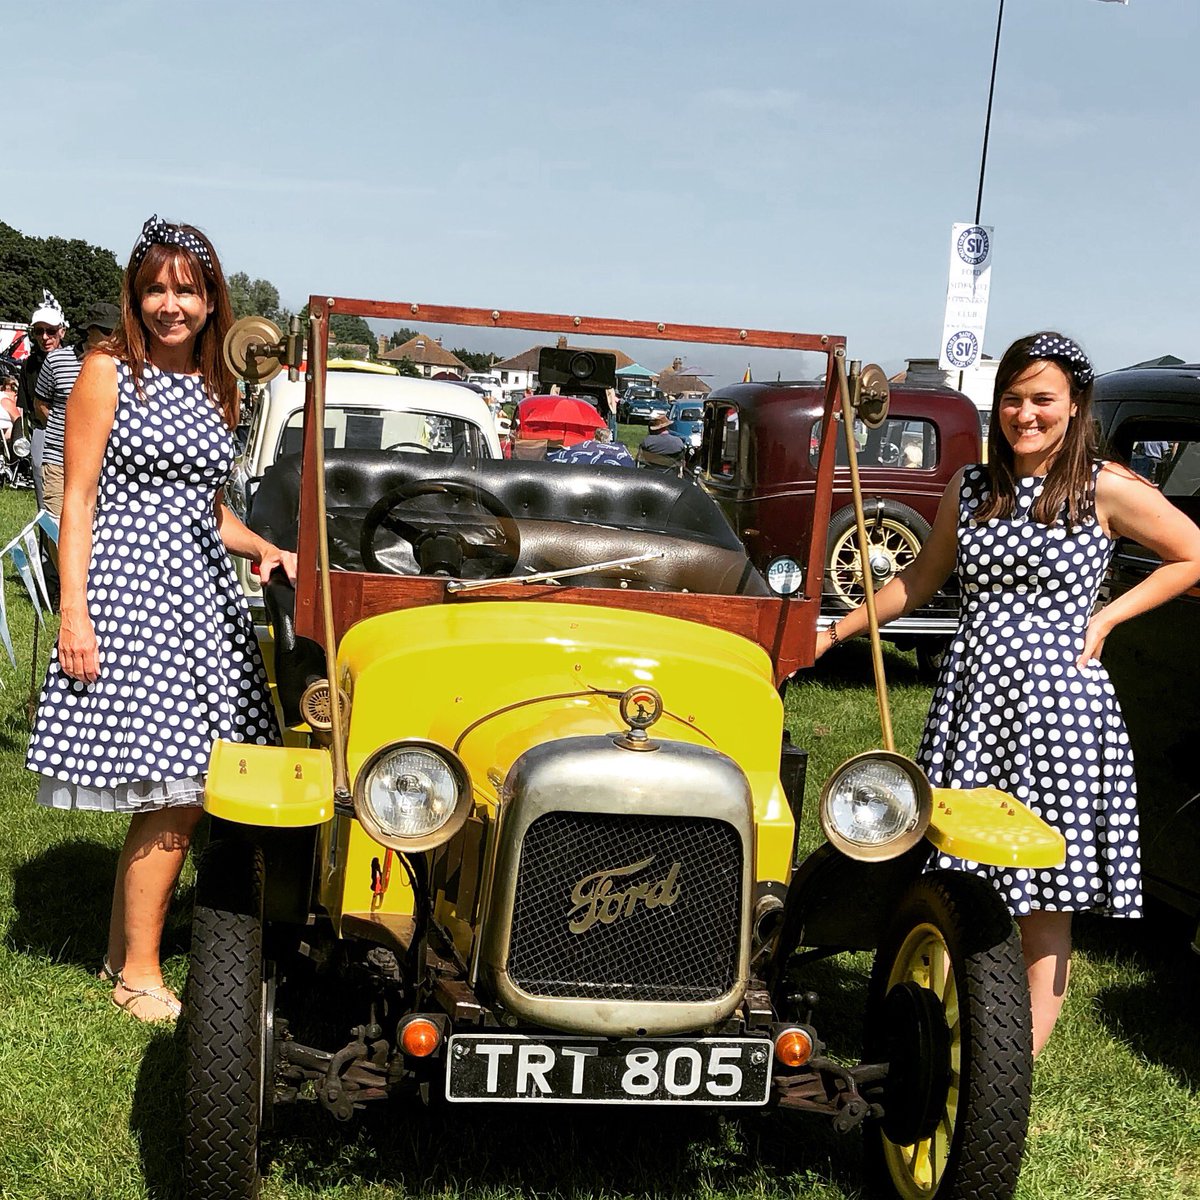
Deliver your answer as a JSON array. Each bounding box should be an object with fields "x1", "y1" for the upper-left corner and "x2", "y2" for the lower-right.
[{"x1": 445, "y1": 1034, "x2": 772, "y2": 1104}]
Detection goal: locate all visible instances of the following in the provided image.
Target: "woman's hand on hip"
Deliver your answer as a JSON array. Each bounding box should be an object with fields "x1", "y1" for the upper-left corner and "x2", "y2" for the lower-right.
[
  {"x1": 58, "y1": 610, "x2": 100, "y2": 682},
  {"x1": 1077, "y1": 613, "x2": 1112, "y2": 669}
]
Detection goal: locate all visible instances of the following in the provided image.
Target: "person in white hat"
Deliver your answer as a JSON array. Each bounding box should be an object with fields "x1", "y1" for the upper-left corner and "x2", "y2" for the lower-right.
[{"x1": 18, "y1": 288, "x2": 67, "y2": 507}]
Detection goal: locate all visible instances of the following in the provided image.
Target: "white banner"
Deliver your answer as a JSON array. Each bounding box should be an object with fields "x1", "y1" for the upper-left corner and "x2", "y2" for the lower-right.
[{"x1": 938, "y1": 223, "x2": 994, "y2": 372}]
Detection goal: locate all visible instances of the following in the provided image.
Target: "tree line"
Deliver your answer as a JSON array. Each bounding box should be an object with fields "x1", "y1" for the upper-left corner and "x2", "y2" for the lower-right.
[{"x1": 1, "y1": 223, "x2": 499, "y2": 373}]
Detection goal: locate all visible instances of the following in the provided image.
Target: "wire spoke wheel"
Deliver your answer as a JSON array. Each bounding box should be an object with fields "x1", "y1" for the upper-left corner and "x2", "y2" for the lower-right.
[
  {"x1": 829, "y1": 519, "x2": 922, "y2": 606},
  {"x1": 824, "y1": 502, "x2": 930, "y2": 611}
]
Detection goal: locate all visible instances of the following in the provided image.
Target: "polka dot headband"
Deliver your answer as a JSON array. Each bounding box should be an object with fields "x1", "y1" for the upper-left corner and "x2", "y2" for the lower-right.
[
  {"x1": 1029, "y1": 333, "x2": 1093, "y2": 387},
  {"x1": 131, "y1": 214, "x2": 213, "y2": 271}
]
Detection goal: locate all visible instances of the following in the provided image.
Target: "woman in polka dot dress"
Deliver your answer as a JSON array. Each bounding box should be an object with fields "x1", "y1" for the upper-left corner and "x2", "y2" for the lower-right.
[
  {"x1": 815, "y1": 331, "x2": 1200, "y2": 1055},
  {"x1": 26, "y1": 217, "x2": 296, "y2": 1022}
]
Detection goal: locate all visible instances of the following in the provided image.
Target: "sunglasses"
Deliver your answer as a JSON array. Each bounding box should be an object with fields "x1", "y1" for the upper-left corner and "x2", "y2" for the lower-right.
[{"x1": 30, "y1": 325, "x2": 62, "y2": 337}]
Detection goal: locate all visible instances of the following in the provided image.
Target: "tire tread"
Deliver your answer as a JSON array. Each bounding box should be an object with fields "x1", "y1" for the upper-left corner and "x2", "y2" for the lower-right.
[{"x1": 183, "y1": 841, "x2": 265, "y2": 1200}]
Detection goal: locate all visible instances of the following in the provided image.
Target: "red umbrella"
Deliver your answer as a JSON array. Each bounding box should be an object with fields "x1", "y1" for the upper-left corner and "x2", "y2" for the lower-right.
[{"x1": 517, "y1": 396, "x2": 606, "y2": 447}]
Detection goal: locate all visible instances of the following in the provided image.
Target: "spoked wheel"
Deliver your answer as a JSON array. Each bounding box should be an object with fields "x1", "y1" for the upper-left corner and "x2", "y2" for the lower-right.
[
  {"x1": 826, "y1": 502, "x2": 930, "y2": 610},
  {"x1": 184, "y1": 840, "x2": 271, "y2": 1200},
  {"x1": 864, "y1": 871, "x2": 1032, "y2": 1200}
]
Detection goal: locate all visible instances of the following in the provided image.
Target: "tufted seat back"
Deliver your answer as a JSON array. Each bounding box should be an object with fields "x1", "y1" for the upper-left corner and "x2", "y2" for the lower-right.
[{"x1": 249, "y1": 450, "x2": 766, "y2": 595}]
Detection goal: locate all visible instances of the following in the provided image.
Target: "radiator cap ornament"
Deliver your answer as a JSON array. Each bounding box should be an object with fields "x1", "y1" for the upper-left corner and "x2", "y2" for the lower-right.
[{"x1": 615, "y1": 686, "x2": 663, "y2": 751}]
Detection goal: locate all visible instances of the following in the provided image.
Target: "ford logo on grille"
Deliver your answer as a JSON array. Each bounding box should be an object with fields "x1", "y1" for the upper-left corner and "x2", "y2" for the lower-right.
[{"x1": 568, "y1": 855, "x2": 682, "y2": 934}]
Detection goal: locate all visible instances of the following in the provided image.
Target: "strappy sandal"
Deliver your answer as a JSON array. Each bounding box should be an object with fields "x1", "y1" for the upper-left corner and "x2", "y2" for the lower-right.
[
  {"x1": 98, "y1": 955, "x2": 119, "y2": 984},
  {"x1": 112, "y1": 974, "x2": 183, "y2": 1023}
]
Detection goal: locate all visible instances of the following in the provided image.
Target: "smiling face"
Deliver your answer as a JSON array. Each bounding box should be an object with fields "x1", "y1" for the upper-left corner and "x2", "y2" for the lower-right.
[
  {"x1": 138, "y1": 257, "x2": 213, "y2": 360},
  {"x1": 997, "y1": 359, "x2": 1077, "y2": 475}
]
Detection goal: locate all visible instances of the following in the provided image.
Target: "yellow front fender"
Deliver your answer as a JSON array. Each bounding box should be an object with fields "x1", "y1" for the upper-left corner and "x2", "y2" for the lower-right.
[
  {"x1": 925, "y1": 787, "x2": 1065, "y2": 868},
  {"x1": 204, "y1": 740, "x2": 334, "y2": 827}
]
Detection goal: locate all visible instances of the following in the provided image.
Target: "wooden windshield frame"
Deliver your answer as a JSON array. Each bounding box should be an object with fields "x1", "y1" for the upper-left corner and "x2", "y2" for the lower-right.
[{"x1": 293, "y1": 297, "x2": 845, "y2": 684}]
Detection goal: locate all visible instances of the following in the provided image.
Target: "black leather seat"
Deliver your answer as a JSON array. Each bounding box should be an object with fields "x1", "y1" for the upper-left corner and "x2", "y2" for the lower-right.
[
  {"x1": 248, "y1": 451, "x2": 768, "y2": 721},
  {"x1": 251, "y1": 450, "x2": 764, "y2": 587}
]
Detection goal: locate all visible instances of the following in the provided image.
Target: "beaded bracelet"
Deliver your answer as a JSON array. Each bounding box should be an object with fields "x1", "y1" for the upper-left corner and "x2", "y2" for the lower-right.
[{"x1": 829, "y1": 623, "x2": 843, "y2": 647}]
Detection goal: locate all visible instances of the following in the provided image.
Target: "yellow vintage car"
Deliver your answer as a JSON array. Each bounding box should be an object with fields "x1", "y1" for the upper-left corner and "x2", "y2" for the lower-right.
[{"x1": 183, "y1": 301, "x2": 1064, "y2": 1200}]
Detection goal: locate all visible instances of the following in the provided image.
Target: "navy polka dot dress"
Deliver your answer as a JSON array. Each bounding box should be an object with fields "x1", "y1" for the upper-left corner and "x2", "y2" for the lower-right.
[
  {"x1": 920, "y1": 464, "x2": 1141, "y2": 918},
  {"x1": 26, "y1": 361, "x2": 279, "y2": 810}
]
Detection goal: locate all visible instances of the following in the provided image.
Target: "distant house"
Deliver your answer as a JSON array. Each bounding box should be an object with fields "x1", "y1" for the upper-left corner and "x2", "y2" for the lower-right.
[
  {"x1": 1124, "y1": 354, "x2": 1186, "y2": 369},
  {"x1": 658, "y1": 356, "x2": 711, "y2": 399},
  {"x1": 379, "y1": 332, "x2": 467, "y2": 379},
  {"x1": 902, "y1": 356, "x2": 997, "y2": 419},
  {"x1": 493, "y1": 336, "x2": 637, "y2": 398}
]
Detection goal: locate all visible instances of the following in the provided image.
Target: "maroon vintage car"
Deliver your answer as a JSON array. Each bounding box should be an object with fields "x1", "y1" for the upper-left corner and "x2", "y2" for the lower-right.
[{"x1": 699, "y1": 380, "x2": 982, "y2": 673}]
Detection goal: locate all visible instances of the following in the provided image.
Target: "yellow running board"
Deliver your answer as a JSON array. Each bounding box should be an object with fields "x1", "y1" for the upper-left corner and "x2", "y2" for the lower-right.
[
  {"x1": 205, "y1": 739, "x2": 335, "y2": 828},
  {"x1": 926, "y1": 787, "x2": 1066, "y2": 869}
]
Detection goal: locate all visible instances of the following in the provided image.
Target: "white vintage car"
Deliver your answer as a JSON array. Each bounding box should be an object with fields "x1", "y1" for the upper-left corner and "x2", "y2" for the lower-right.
[{"x1": 228, "y1": 362, "x2": 502, "y2": 608}]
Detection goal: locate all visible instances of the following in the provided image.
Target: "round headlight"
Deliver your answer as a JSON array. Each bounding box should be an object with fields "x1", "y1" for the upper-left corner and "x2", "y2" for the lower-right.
[
  {"x1": 354, "y1": 741, "x2": 472, "y2": 852},
  {"x1": 819, "y1": 751, "x2": 931, "y2": 861},
  {"x1": 12, "y1": 437, "x2": 31, "y2": 458}
]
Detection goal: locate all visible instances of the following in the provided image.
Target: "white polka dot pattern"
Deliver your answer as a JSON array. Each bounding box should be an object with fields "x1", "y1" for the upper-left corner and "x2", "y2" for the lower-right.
[
  {"x1": 26, "y1": 361, "x2": 279, "y2": 800},
  {"x1": 921, "y1": 464, "x2": 1141, "y2": 918}
]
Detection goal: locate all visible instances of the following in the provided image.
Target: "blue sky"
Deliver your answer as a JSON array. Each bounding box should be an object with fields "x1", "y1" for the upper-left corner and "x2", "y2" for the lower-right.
[{"x1": 7, "y1": 0, "x2": 1195, "y2": 384}]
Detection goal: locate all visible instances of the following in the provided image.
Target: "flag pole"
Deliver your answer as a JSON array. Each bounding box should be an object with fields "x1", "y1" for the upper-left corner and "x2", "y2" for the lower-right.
[{"x1": 959, "y1": 0, "x2": 1005, "y2": 394}]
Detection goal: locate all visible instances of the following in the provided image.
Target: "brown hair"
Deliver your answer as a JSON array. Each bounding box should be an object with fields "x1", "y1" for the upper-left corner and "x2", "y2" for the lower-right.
[
  {"x1": 105, "y1": 224, "x2": 238, "y2": 429},
  {"x1": 976, "y1": 331, "x2": 1098, "y2": 528}
]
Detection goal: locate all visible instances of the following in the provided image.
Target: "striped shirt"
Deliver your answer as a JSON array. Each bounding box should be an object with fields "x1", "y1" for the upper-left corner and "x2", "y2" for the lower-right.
[{"x1": 34, "y1": 346, "x2": 84, "y2": 467}]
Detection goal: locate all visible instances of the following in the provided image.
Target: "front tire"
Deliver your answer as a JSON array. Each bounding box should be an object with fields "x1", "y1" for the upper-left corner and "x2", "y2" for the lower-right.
[
  {"x1": 184, "y1": 840, "x2": 269, "y2": 1200},
  {"x1": 864, "y1": 871, "x2": 1032, "y2": 1200}
]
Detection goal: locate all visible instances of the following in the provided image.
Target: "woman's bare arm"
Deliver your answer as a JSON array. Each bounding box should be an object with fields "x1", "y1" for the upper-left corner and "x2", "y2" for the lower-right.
[
  {"x1": 57, "y1": 355, "x2": 118, "y2": 682},
  {"x1": 214, "y1": 498, "x2": 297, "y2": 584},
  {"x1": 1081, "y1": 463, "x2": 1200, "y2": 666}
]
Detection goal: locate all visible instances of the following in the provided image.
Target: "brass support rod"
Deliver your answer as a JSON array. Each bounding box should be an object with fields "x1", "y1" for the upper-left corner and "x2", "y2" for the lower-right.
[
  {"x1": 309, "y1": 316, "x2": 351, "y2": 799},
  {"x1": 833, "y1": 348, "x2": 895, "y2": 752}
]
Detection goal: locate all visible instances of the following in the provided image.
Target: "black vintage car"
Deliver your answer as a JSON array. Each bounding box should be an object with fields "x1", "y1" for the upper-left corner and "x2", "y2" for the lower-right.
[{"x1": 1095, "y1": 362, "x2": 1200, "y2": 950}]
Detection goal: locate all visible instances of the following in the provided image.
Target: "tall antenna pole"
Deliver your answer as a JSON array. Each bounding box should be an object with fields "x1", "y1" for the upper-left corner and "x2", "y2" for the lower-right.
[
  {"x1": 960, "y1": 0, "x2": 1005, "y2": 394},
  {"x1": 976, "y1": 0, "x2": 1006, "y2": 225}
]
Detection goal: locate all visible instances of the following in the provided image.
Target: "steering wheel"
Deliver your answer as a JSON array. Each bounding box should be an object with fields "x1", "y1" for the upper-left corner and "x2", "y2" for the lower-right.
[
  {"x1": 359, "y1": 479, "x2": 521, "y2": 576},
  {"x1": 383, "y1": 441, "x2": 434, "y2": 453}
]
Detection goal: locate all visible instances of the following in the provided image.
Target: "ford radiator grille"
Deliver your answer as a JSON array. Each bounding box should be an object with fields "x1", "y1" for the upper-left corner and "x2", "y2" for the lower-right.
[{"x1": 507, "y1": 812, "x2": 742, "y2": 1002}]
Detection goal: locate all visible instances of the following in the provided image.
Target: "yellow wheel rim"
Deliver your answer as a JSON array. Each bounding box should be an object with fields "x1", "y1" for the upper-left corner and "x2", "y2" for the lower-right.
[
  {"x1": 881, "y1": 923, "x2": 960, "y2": 1199},
  {"x1": 829, "y1": 518, "x2": 922, "y2": 606}
]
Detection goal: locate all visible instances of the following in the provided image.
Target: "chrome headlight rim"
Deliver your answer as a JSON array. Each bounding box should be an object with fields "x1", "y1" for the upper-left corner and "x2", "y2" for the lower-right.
[
  {"x1": 352, "y1": 739, "x2": 472, "y2": 853},
  {"x1": 818, "y1": 749, "x2": 932, "y2": 862}
]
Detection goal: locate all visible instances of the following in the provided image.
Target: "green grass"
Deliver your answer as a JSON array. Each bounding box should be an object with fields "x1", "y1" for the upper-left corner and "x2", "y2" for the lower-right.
[{"x1": 0, "y1": 487, "x2": 1197, "y2": 1199}]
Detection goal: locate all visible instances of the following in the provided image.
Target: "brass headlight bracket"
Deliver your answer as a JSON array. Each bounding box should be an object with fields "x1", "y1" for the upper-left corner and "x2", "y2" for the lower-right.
[{"x1": 222, "y1": 314, "x2": 306, "y2": 385}]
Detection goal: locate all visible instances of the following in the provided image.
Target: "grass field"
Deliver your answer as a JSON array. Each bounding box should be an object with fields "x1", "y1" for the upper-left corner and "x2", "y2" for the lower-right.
[{"x1": 0, "y1": 486, "x2": 1197, "y2": 1200}]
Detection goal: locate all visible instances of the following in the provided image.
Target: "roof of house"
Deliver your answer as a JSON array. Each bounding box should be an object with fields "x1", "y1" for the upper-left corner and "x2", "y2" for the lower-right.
[
  {"x1": 661, "y1": 373, "x2": 711, "y2": 396},
  {"x1": 380, "y1": 332, "x2": 466, "y2": 369}
]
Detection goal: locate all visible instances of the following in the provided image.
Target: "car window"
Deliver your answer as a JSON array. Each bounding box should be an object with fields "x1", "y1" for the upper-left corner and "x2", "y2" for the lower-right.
[
  {"x1": 809, "y1": 417, "x2": 939, "y2": 470},
  {"x1": 1158, "y1": 440, "x2": 1200, "y2": 496},
  {"x1": 676, "y1": 407, "x2": 702, "y2": 421},
  {"x1": 277, "y1": 406, "x2": 492, "y2": 459},
  {"x1": 704, "y1": 404, "x2": 739, "y2": 478},
  {"x1": 1101, "y1": 414, "x2": 1200, "y2": 492}
]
